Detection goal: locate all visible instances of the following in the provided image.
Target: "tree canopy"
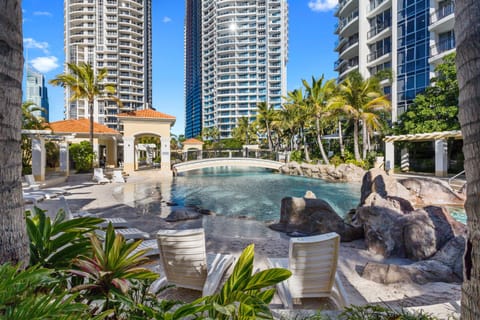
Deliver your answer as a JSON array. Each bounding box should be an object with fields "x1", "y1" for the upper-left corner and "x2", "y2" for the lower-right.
[{"x1": 395, "y1": 53, "x2": 459, "y2": 134}]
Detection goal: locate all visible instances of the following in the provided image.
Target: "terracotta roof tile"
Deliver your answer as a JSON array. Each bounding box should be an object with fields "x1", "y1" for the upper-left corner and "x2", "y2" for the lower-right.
[
  {"x1": 49, "y1": 118, "x2": 120, "y2": 135},
  {"x1": 117, "y1": 109, "x2": 176, "y2": 119},
  {"x1": 183, "y1": 138, "x2": 204, "y2": 145}
]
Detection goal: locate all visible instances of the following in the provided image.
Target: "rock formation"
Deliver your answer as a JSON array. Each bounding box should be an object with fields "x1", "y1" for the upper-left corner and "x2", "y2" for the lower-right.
[
  {"x1": 279, "y1": 162, "x2": 365, "y2": 182},
  {"x1": 269, "y1": 191, "x2": 363, "y2": 241}
]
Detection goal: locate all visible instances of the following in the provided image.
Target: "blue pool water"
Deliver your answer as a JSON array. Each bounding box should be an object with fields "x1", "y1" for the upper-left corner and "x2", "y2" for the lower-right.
[{"x1": 169, "y1": 167, "x2": 361, "y2": 221}]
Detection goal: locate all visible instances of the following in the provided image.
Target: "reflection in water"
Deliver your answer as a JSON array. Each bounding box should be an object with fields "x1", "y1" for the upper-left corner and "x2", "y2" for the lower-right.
[{"x1": 114, "y1": 167, "x2": 361, "y2": 221}]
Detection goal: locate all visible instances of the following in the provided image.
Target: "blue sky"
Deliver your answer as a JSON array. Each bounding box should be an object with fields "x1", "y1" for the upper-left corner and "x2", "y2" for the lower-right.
[{"x1": 22, "y1": 0, "x2": 338, "y2": 135}]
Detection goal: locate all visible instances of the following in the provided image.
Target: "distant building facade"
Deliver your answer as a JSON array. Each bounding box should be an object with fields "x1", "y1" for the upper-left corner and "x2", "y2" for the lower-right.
[
  {"x1": 334, "y1": 0, "x2": 455, "y2": 122},
  {"x1": 64, "y1": 0, "x2": 152, "y2": 131},
  {"x1": 185, "y1": 0, "x2": 289, "y2": 139},
  {"x1": 26, "y1": 66, "x2": 49, "y2": 121}
]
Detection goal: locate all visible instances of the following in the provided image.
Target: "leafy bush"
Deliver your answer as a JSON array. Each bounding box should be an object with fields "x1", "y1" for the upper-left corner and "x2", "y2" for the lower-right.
[
  {"x1": 290, "y1": 150, "x2": 303, "y2": 162},
  {"x1": 70, "y1": 141, "x2": 95, "y2": 172},
  {"x1": 330, "y1": 155, "x2": 343, "y2": 166},
  {"x1": 339, "y1": 305, "x2": 442, "y2": 320},
  {"x1": 26, "y1": 207, "x2": 103, "y2": 269}
]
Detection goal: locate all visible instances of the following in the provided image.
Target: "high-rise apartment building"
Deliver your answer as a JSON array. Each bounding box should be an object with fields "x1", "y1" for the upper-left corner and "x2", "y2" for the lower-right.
[
  {"x1": 184, "y1": 0, "x2": 203, "y2": 139},
  {"x1": 26, "y1": 65, "x2": 49, "y2": 121},
  {"x1": 334, "y1": 0, "x2": 455, "y2": 122},
  {"x1": 185, "y1": 0, "x2": 289, "y2": 139},
  {"x1": 64, "y1": 0, "x2": 152, "y2": 131}
]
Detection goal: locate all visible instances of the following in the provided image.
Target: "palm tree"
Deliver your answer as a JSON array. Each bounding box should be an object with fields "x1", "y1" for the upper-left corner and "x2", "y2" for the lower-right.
[
  {"x1": 330, "y1": 71, "x2": 390, "y2": 161},
  {"x1": 49, "y1": 63, "x2": 120, "y2": 153},
  {"x1": 302, "y1": 75, "x2": 336, "y2": 164},
  {"x1": 232, "y1": 116, "x2": 250, "y2": 145},
  {"x1": 256, "y1": 102, "x2": 275, "y2": 150},
  {"x1": 0, "y1": 0, "x2": 30, "y2": 265},
  {"x1": 455, "y1": 1, "x2": 480, "y2": 318},
  {"x1": 21, "y1": 102, "x2": 48, "y2": 172},
  {"x1": 284, "y1": 88, "x2": 312, "y2": 162}
]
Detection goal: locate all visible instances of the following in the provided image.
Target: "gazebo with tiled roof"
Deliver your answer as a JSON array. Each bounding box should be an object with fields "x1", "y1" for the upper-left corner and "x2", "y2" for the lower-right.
[
  {"x1": 49, "y1": 118, "x2": 122, "y2": 169},
  {"x1": 118, "y1": 109, "x2": 176, "y2": 175}
]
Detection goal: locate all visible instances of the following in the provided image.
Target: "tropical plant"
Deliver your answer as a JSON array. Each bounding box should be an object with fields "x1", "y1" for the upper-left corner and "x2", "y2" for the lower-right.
[
  {"x1": 455, "y1": 1, "x2": 480, "y2": 318},
  {"x1": 26, "y1": 206, "x2": 103, "y2": 269},
  {"x1": 70, "y1": 141, "x2": 96, "y2": 172},
  {"x1": 0, "y1": 263, "x2": 88, "y2": 319},
  {"x1": 21, "y1": 101, "x2": 48, "y2": 175},
  {"x1": 70, "y1": 224, "x2": 158, "y2": 313},
  {"x1": 330, "y1": 71, "x2": 391, "y2": 161},
  {"x1": 45, "y1": 141, "x2": 60, "y2": 168},
  {"x1": 185, "y1": 244, "x2": 291, "y2": 319},
  {"x1": 49, "y1": 62, "x2": 120, "y2": 153},
  {"x1": 284, "y1": 88, "x2": 313, "y2": 162},
  {"x1": 302, "y1": 75, "x2": 337, "y2": 164},
  {"x1": 395, "y1": 53, "x2": 459, "y2": 134},
  {"x1": 339, "y1": 304, "x2": 440, "y2": 320},
  {"x1": 256, "y1": 102, "x2": 276, "y2": 150},
  {"x1": 0, "y1": 0, "x2": 30, "y2": 265},
  {"x1": 232, "y1": 116, "x2": 253, "y2": 145},
  {"x1": 202, "y1": 126, "x2": 220, "y2": 145}
]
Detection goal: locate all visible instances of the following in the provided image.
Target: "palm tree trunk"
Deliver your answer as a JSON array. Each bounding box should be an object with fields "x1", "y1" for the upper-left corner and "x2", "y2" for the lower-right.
[
  {"x1": 353, "y1": 120, "x2": 361, "y2": 161},
  {"x1": 266, "y1": 122, "x2": 273, "y2": 151},
  {"x1": 456, "y1": 0, "x2": 480, "y2": 318},
  {"x1": 315, "y1": 117, "x2": 330, "y2": 164},
  {"x1": 301, "y1": 126, "x2": 311, "y2": 162},
  {"x1": 338, "y1": 120, "x2": 345, "y2": 158},
  {"x1": 362, "y1": 120, "x2": 368, "y2": 160},
  {"x1": 0, "y1": 0, "x2": 30, "y2": 265},
  {"x1": 89, "y1": 100, "x2": 94, "y2": 156}
]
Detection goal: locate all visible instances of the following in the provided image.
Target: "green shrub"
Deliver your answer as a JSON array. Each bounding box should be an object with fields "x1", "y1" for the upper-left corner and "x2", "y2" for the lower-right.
[
  {"x1": 330, "y1": 155, "x2": 343, "y2": 166},
  {"x1": 69, "y1": 141, "x2": 95, "y2": 172},
  {"x1": 339, "y1": 305, "x2": 442, "y2": 320},
  {"x1": 290, "y1": 150, "x2": 303, "y2": 162}
]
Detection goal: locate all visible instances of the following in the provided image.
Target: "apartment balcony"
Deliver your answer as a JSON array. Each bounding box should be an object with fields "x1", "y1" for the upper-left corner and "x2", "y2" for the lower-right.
[
  {"x1": 335, "y1": 0, "x2": 355, "y2": 17},
  {"x1": 367, "y1": 22, "x2": 391, "y2": 41},
  {"x1": 367, "y1": 0, "x2": 391, "y2": 17},
  {"x1": 429, "y1": 2, "x2": 455, "y2": 33},
  {"x1": 429, "y1": 37, "x2": 456, "y2": 65},
  {"x1": 339, "y1": 36, "x2": 359, "y2": 59},
  {"x1": 367, "y1": 47, "x2": 391, "y2": 64},
  {"x1": 334, "y1": 37, "x2": 348, "y2": 52},
  {"x1": 335, "y1": 10, "x2": 359, "y2": 35}
]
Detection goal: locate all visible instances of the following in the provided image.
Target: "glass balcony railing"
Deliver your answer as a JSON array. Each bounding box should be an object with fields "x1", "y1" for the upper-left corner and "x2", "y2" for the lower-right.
[
  {"x1": 367, "y1": 46, "x2": 391, "y2": 62},
  {"x1": 430, "y1": 2, "x2": 455, "y2": 24},
  {"x1": 431, "y1": 37, "x2": 456, "y2": 57},
  {"x1": 367, "y1": 22, "x2": 391, "y2": 39}
]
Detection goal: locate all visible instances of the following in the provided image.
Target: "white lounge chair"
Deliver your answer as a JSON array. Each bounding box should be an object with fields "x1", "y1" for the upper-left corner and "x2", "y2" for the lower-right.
[
  {"x1": 111, "y1": 170, "x2": 125, "y2": 183},
  {"x1": 23, "y1": 191, "x2": 45, "y2": 204},
  {"x1": 267, "y1": 232, "x2": 349, "y2": 309},
  {"x1": 24, "y1": 174, "x2": 68, "y2": 195},
  {"x1": 152, "y1": 228, "x2": 235, "y2": 296},
  {"x1": 96, "y1": 227, "x2": 150, "y2": 240},
  {"x1": 93, "y1": 168, "x2": 110, "y2": 184}
]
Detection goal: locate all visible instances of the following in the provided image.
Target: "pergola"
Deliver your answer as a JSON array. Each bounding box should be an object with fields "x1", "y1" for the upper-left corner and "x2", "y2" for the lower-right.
[{"x1": 384, "y1": 130, "x2": 462, "y2": 177}]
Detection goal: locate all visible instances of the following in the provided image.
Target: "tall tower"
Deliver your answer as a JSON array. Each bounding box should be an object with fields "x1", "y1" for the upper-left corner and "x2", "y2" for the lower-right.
[
  {"x1": 334, "y1": 0, "x2": 456, "y2": 122},
  {"x1": 26, "y1": 65, "x2": 49, "y2": 121},
  {"x1": 185, "y1": 0, "x2": 289, "y2": 139},
  {"x1": 64, "y1": 0, "x2": 152, "y2": 131},
  {"x1": 184, "y1": 0, "x2": 203, "y2": 139}
]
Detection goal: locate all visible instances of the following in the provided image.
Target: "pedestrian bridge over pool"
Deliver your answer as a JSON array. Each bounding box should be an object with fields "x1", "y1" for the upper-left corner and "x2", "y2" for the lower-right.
[{"x1": 172, "y1": 157, "x2": 284, "y2": 174}]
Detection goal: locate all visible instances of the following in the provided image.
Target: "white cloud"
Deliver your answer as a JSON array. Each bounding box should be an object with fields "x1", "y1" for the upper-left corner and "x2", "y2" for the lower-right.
[
  {"x1": 30, "y1": 56, "x2": 59, "y2": 73},
  {"x1": 24, "y1": 38, "x2": 49, "y2": 54},
  {"x1": 33, "y1": 11, "x2": 52, "y2": 16},
  {"x1": 162, "y1": 16, "x2": 172, "y2": 23},
  {"x1": 308, "y1": 0, "x2": 338, "y2": 12}
]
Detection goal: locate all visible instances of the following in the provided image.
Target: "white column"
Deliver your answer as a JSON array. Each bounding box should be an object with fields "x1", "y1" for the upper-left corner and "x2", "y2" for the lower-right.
[
  {"x1": 32, "y1": 137, "x2": 46, "y2": 181},
  {"x1": 59, "y1": 141, "x2": 69, "y2": 176},
  {"x1": 400, "y1": 148, "x2": 409, "y2": 172},
  {"x1": 385, "y1": 141, "x2": 395, "y2": 174},
  {"x1": 123, "y1": 136, "x2": 135, "y2": 173},
  {"x1": 435, "y1": 139, "x2": 448, "y2": 177},
  {"x1": 160, "y1": 136, "x2": 172, "y2": 176}
]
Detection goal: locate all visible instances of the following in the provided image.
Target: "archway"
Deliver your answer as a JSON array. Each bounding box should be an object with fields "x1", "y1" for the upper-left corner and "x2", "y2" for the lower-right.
[{"x1": 118, "y1": 109, "x2": 176, "y2": 176}]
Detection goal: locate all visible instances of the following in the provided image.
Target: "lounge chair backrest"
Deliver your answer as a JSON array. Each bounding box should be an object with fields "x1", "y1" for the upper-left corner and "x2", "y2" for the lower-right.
[
  {"x1": 25, "y1": 174, "x2": 37, "y2": 186},
  {"x1": 288, "y1": 232, "x2": 340, "y2": 298},
  {"x1": 94, "y1": 168, "x2": 105, "y2": 178},
  {"x1": 28, "y1": 195, "x2": 74, "y2": 220},
  {"x1": 112, "y1": 170, "x2": 125, "y2": 183},
  {"x1": 156, "y1": 228, "x2": 208, "y2": 291}
]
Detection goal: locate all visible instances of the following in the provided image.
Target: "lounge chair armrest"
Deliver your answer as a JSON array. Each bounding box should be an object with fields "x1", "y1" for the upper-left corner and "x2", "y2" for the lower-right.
[
  {"x1": 203, "y1": 254, "x2": 235, "y2": 296},
  {"x1": 148, "y1": 276, "x2": 168, "y2": 295},
  {"x1": 267, "y1": 257, "x2": 293, "y2": 309}
]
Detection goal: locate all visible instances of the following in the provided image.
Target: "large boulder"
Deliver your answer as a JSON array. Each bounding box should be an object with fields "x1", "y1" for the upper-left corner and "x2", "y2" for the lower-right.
[
  {"x1": 269, "y1": 195, "x2": 362, "y2": 241},
  {"x1": 165, "y1": 207, "x2": 201, "y2": 222},
  {"x1": 360, "y1": 169, "x2": 414, "y2": 205},
  {"x1": 398, "y1": 177, "x2": 465, "y2": 206}
]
